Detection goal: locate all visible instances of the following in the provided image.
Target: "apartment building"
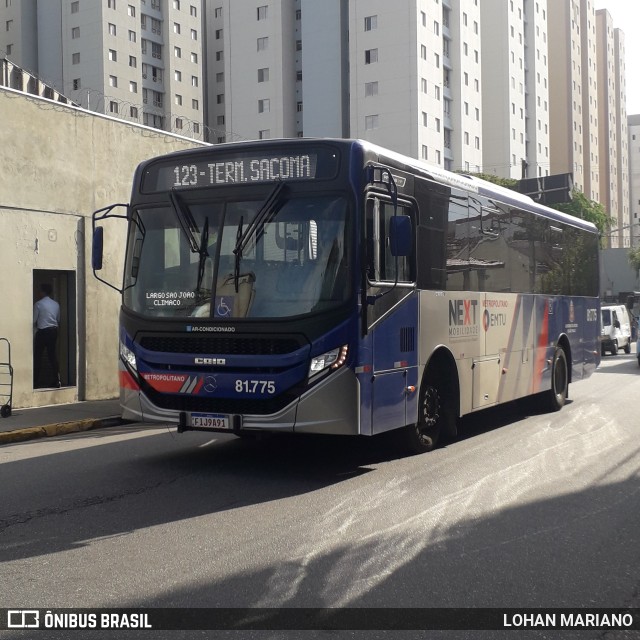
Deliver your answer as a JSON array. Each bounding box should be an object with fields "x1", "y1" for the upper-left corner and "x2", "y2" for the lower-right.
[
  {"x1": 548, "y1": 0, "x2": 596, "y2": 198},
  {"x1": 630, "y1": 114, "x2": 640, "y2": 248},
  {"x1": 480, "y1": 0, "x2": 550, "y2": 180},
  {"x1": 205, "y1": 0, "x2": 485, "y2": 173},
  {"x1": 0, "y1": 0, "x2": 204, "y2": 139},
  {"x1": 596, "y1": 8, "x2": 629, "y2": 248}
]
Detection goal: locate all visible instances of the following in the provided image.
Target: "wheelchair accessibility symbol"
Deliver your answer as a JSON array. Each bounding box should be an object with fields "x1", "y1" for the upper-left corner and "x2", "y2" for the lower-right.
[{"x1": 215, "y1": 296, "x2": 233, "y2": 318}]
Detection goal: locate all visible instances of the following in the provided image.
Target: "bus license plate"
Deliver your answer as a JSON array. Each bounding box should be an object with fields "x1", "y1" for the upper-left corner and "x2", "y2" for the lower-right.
[{"x1": 190, "y1": 413, "x2": 231, "y2": 429}]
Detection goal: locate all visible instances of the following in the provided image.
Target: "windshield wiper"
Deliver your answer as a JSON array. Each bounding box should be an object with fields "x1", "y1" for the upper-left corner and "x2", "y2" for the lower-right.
[
  {"x1": 196, "y1": 216, "x2": 210, "y2": 295},
  {"x1": 232, "y1": 180, "x2": 287, "y2": 291},
  {"x1": 170, "y1": 190, "x2": 200, "y2": 253}
]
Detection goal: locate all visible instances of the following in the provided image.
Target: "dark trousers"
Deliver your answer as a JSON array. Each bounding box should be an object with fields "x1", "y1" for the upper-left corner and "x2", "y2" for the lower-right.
[{"x1": 34, "y1": 327, "x2": 60, "y2": 388}]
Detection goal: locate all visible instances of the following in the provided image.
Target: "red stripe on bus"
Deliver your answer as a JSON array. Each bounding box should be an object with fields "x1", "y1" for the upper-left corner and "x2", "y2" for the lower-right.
[
  {"x1": 533, "y1": 301, "x2": 550, "y2": 393},
  {"x1": 119, "y1": 369, "x2": 139, "y2": 391}
]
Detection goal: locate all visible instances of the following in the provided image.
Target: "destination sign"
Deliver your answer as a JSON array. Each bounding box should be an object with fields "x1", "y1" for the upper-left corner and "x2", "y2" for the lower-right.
[{"x1": 142, "y1": 146, "x2": 340, "y2": 193}]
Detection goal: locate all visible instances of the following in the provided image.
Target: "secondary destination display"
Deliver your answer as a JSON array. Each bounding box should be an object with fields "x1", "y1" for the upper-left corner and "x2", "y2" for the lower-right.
[{"x1": 142, "y1": 146, "x2": 340, "y2": 192}]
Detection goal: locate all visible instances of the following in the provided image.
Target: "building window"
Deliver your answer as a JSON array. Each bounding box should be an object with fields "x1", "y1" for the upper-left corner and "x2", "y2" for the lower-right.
[
  {"x1": 129, "y1": 30, "x2": 136, "y2": 42},
  {"x1": 365, "y1": 81, "x2": 378, "y2": 97},
  {"x1": 216, "y1": 50, "x2": 223, "y2": 61},
  {"x1": 71, "y1": 1, "x2": 79, "y2": 13},
  {"x1": 192, "y1": 98, "x2": 199, "y2": 110},
  {"x1": 130, "y1": 81, "x2": 137, "y2": 93},
  {"x1": 108, "y1": 23, "x2": 116, "y2": 36},
  {"x1": 365, "y1": 114, "x2": 379, "y2": 130},
  {"x1": 422, "y1": 145, "x2": 428, "y2": 160},
  {"x1": 191, "y1": 75, "x2": 198, "y2": 87},
  {"x1": 130, "y1": 106, "x2": 138, "y2": 118},
  {"x1": 109, "y1": 75, "x2": 117, "y2": 88},
  {"x1": 73, "y1": 78, "x2": 81, "y2": 90},
  {"x1": 175, "y1": 94, "x2": 182, "y2": 106},
  {"x1": 190, "y1": 5, "x2": 197, "y2": 17},
  {"x1": 108, "y1": 49, "x2": 117, "y2": 61},
  {"x1": 365, "y1": 49, "x2": 378, "y2": 64},
  {"x1": 296, "y1": 70, "x2": 302, "y2": 82},
  {"x1": 217, "y1": 93, "x2": 224, "y2": 104},
  {"x1": 214, "y1": 7, "x2": 222, "y2": 18},
  {"x1": 108, "y1": 0, "x2": 116, "y2": 8},
  {"x1": 259, "y1": 129, "x2": 270, "y2": 139},
  {"x1": 421, "y1": 44, "x2": 426, "y2": 60},
  {"x1": 217, "y1": 115, "x2": 225, "y2": 125},
  {"x1": 215, "y1": 29, "x2": 223, "y2": 39},
  {"x1": 193, "y1": 123, "x2": 200, "y2": 134},
  {"x1": 421, "y1": 78, "x2": 427, "y2": 93},
  {"x1": 191, "y1": 52, "x2": 198, "y2": 63},
  {"x1": 173, "y1": 0, "x2": 180, "y2": 9},
  {"x1": 258, "y1": 67, "x2": 269, "y2": 82},
  {"x1": 422, "y1": 111, "x2": 427, "y2": 126},
  {"x1": 72, "y1": 26, "x2": 80, "y2": 39},
  {"x1": 5, "y1": 44, "x2": 10, "y2": 54},
  {"x1": 128, "y1": 4, "x2": 135, "y2": 17},
  {"x1": 110, "y1": 101, "x2": 118, "y2": 113},
  {"x1": 176, "y1": 118, "x2": 183, "y2": 130},
  {"x1": 257, "y1": 37, "x2": 268, "y2": 51},
  {"x1": 258, "y1": 98, "x2": 270, "y2": 113},
  {"x1": 297, "y1": 101, "x2": 303, "y2": 112},
  {"x1": 191, "y1": 29, "x2": 197, "y2": 40},
  {"x1": 72, "y1": 52, "x2": 80, "y2": 64},
  {"x1": 152, "y1": 42, "x2": 161, "y2": 59},
  {"x1": 257, "y1": 5, "x2": 267, "y2": 20},
  {"x1": 175, "y1": 70, "x2": 182, "y2": 81},
  {"x1": 216, "y1": 72, "x2": 224, "y2": 83},
  {"x1": 174, "y1": 46, "x2": 182, "y2": 58},
  {"x1": 364, "y1": 15, "x2": 377, "y2": 31},
  {"x1": 296, "y1": 40, "x2": 302, "y2": 51},
  {"x1": 174, "y1": 22, "x2": 181, "y2": 34}
]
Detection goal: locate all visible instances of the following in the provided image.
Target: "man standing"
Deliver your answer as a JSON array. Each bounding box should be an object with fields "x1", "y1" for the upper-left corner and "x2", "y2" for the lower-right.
[{"x1": 33, "y1": 283, "x2": 61, "y2": 388}]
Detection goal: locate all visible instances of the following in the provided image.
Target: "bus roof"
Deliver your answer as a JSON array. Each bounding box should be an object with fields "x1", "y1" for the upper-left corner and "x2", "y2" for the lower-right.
[{"x1": 137, "y1": 137, "x2": 599, "y2": 235}]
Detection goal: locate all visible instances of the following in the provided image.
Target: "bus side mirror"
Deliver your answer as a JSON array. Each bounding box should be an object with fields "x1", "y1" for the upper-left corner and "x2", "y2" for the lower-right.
[
  {"x1": 389, "y1": 215, "x2": 412, "y2": 257},
  {"x1": 92, "y1": 226, "x2": 104, "y2": 271}
]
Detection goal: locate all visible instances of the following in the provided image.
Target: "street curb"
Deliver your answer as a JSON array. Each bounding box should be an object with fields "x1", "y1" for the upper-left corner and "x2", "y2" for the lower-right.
[{"x1": 0, "y1": 416, "x2": 126, "y2": 445}]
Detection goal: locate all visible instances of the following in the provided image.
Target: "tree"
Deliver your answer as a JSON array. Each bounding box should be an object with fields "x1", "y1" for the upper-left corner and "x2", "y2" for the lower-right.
[
  {"x1": 629, "y1": 246, "x2": 640, "y2": 272},
  {"x1": 549, "y1": 189, "x2": 613, "y2": 239}
]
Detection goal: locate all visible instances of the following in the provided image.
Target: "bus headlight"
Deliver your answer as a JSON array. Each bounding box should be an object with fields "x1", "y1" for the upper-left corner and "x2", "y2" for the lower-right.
[
  {"x1": 309, "y1": 345, "x2": 348, "y2": 378},
  {"x1": 120, "y1": 340, "x2": 138, "y2": 373}
]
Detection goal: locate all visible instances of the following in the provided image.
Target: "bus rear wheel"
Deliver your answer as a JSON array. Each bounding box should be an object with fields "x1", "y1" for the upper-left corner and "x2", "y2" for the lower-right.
[{"x1": 546, "y1": 347, "x2": 568, "y2": 411}]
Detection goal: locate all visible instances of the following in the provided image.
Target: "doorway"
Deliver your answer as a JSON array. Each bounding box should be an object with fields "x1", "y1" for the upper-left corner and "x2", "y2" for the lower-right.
[{"x1": 33, "y1": 270, "x2": 77, "y2": 389}]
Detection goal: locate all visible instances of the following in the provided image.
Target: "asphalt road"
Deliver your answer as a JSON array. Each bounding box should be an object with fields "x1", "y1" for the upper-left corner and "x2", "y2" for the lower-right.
[{"x1": 1, "y1": 352, "x2": 639, "y2": 639}]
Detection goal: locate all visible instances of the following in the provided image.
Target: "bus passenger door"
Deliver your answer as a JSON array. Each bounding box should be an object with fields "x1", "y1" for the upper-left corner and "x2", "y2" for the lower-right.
[{"x1": 366, "y1": 195, "x2": 418, "y2": 434}]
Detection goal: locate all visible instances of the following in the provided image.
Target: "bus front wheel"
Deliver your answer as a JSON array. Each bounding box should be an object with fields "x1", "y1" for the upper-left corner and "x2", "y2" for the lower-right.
[
  {"x1": 401, "y1": 373, "x2": 453, "y2": 454},
  {"x1": 546, "y1": 347, "x2": 568, "y2": 411}
]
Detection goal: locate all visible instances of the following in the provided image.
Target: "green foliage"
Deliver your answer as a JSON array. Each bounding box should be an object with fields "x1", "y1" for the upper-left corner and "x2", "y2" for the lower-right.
[
  {"x1": 549, "y1": 189, "x2": 613, "y2": 237},
  {"x1": 629, "y1": 246, "x2": 640, "y2": 272},
  {"x1": 460, "y1": 172, "x2": 519, "y2": 191}
]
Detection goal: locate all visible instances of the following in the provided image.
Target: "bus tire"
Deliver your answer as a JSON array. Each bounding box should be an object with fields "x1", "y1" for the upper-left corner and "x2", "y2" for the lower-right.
[
  {"x1": 401, "y1": 371, "x2": 454, "y2": 454},
  {"x1": 546, "y1": 347, "x2": 568, "y2": 411}
]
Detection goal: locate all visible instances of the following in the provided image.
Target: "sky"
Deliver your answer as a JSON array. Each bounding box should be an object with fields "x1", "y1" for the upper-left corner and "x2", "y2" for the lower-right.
[{"x1": 594, "y1": 0, "x2": 640, "y2": 115}]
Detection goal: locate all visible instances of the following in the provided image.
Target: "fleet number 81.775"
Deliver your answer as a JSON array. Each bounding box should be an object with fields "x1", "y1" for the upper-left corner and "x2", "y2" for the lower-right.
[{"x1": 235, "y1": 380, "x2": 276, "y2": 394}]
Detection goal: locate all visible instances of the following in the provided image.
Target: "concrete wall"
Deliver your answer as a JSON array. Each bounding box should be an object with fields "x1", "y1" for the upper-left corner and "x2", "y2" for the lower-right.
[{"x1": 0, "y1": 86, "x2": 205, "y2": 409}]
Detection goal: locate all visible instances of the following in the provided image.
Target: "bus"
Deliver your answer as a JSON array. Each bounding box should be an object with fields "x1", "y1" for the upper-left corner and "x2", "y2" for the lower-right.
[{"x1": 92, "y1": 138, "x2": 600, "y2": 453}]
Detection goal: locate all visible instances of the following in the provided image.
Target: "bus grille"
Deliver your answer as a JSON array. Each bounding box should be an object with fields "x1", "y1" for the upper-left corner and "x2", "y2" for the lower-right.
[
  {"x1": 143, "y1": 385, "x2": 300, "y2": 416},
  {"x1": 139, "y1": 335, "x2": 304, "y2": 355}
]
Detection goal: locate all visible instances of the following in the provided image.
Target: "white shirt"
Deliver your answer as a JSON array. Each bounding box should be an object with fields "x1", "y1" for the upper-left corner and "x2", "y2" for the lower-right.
[{"x1": 34, "y1": 296, "x2": 60, "y2": 330}]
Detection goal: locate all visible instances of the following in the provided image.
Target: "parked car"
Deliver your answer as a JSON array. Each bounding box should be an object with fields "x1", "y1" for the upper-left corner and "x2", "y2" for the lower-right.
[{"x1": 600, "y1": 304, "x2": 632, "y2": 356}]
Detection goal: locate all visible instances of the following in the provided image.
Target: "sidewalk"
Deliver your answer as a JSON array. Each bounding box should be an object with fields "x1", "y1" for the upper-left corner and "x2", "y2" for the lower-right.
[{"x1": 0, "y1": 399, "x2": 126, "y2": 445}]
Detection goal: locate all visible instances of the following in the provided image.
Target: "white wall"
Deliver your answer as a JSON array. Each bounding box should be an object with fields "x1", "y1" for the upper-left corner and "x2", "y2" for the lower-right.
[{"x1": 0, "y1": 86, "x2": 205, "y2": 409}]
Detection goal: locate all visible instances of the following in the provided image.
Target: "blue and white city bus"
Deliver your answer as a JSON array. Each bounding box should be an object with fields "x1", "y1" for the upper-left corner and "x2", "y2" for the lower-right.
[{"x1": 92, "y1": 139, "x2": 600, "y2": 453}]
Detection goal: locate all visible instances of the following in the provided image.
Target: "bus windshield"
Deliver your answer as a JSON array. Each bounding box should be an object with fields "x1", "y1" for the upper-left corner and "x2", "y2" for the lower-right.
[{"x1": 123, "y1": 193, "x2": 350, "y2": 319}]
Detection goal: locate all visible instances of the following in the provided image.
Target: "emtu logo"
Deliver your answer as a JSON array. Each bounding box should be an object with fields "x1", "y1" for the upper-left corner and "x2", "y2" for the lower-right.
[{"x1": 448, "y1": 299, "x2": 480, "y2": 338}]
